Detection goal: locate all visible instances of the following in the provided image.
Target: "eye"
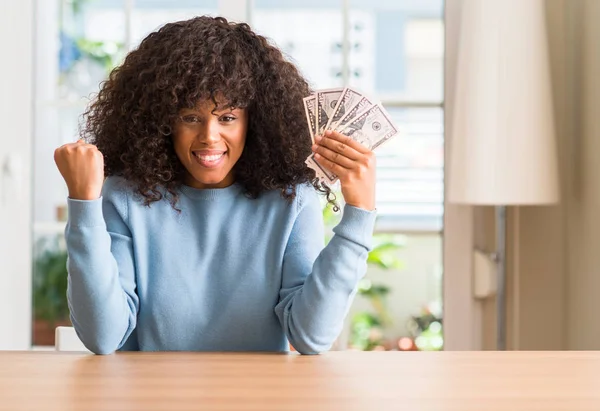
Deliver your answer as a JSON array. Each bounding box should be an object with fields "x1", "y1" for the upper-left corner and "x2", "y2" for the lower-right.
[
  {"x1": 220, "y1": 115, "x2": 236, "y2": 123},
  {"x1": 181, "y1": 115, "x2": 201, "y2": 124}
]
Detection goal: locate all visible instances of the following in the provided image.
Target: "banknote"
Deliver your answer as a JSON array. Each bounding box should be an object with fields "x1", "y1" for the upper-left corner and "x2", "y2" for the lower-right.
[
  {"x1": 316, "y1": 88, "x2": 343, "y2": 137},
  {"x1": 333, "y1": 96, "x2": 373, "y2": 132},
  {"x1": 325, "y1": 87, "x2": 365, "y2": 131},
  {"x1": 302, "y1": 95, "x2": 317, "y2": 143},
  {"x1": 302, "y1": 88, "x2": 398, "y2": 186},
  {"x1": 338, "y1": 103, "x2": 398, "y2": 151}
]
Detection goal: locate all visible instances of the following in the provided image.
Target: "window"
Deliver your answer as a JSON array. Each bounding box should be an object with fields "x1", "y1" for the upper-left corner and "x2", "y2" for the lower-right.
[{"x1": 253, "y1": 0, "x2": 444, "y2": 232}]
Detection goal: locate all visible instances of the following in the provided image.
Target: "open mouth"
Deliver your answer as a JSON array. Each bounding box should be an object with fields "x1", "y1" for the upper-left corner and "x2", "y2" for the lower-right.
[{"x1": 192, "y1": 151, "x2": 226, "y2": 168}]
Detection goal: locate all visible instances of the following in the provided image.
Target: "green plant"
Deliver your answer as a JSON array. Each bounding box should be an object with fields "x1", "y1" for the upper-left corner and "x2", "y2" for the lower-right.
[
  {"x1": 367, "y1": 235, "x2": 405, "y2": 270},
  {"x1": 406, "y1": 304, "x2": 444, "y2": 351},
  {"x1": 348, "y1": 312, "x2": 383, "y2": 351},
  {"x1": 321, "y1": 199, "x2": 404, "y2": 350},
  {"x1": 33, "y1": 237, "x2": 69, "y2": 324}
]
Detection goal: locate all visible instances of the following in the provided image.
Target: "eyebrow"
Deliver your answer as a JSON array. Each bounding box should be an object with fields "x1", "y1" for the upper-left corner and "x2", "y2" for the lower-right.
[{"x1": 181, "y1": 107, "x2": 241, "y2": 117}]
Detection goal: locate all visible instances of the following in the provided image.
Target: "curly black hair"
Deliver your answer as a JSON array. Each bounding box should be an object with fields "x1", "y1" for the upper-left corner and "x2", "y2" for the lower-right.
[{"x1": 81, "y1": 15, "x2": 336, "y2": 210}]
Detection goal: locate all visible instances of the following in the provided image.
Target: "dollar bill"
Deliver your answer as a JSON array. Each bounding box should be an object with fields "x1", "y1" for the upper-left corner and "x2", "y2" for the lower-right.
[
  {"x1": 316, "y1": 88, "x2": 343, "y2": 137},
  {"x1": 302, "y1": 88, "x2": 399, "y2": 186},
  {"x1": 325, "y1": 87, "x2": 364, "y2": 131},
  {"x1": 302, "y1": 95, "x2": 317, "y2": 143},
  {"x1": 305, "y1": 155, "x2": 339, "y2": 184},
  {"x1": 338, "y1": 103, "x2": 398, "y2": 150},
  {"x1": 333, "y1": 96, "x2": 373, "y2": 133}
]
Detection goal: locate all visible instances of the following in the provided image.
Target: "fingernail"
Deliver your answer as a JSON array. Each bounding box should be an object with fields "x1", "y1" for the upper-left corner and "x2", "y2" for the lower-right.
[
  {"x1": 312, "y1": 144, "x2": 318, "y2": 151},
  {"x1": 315, "y1": 136, "x2": 322, "y2": 142},
  {"x1": 325, "y1": 130, "x2": 332, "y2": 136}
]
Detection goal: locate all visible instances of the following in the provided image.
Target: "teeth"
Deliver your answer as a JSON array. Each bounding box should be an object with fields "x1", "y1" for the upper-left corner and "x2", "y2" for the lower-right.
[{"x1": 196, "y1": 153, "x2": 224, "y2": 162}]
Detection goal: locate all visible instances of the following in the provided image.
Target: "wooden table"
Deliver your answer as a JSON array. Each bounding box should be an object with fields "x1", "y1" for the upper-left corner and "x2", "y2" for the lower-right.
[{"x1": 1, "y1": 351, "x2": 599, "y2": 410}]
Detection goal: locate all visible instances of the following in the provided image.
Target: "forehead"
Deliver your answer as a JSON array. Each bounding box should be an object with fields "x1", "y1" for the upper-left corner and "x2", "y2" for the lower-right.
[{"x1": 190, "y1": 93, "x2": 241, "y2": 112}]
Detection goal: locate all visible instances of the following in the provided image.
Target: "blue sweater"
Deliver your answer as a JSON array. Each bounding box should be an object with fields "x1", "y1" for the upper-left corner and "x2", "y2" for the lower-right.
[{"x1": 65, "y1": 177, "x2": 376, "y2": 354}]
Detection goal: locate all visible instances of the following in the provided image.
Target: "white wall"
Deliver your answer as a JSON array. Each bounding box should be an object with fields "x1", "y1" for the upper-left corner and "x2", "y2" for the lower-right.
[
  {"x1": 0, "y1": 0, "x2": 34, "y2": 349},
  {"x1": 33, "y1": 0, "x2": 68, "y2": 226}
]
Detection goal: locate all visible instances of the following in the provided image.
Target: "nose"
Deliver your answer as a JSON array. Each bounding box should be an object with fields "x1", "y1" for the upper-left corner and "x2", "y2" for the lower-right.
[{"x1": 198, "y1": 117, "x2": 221, "y2": 145}]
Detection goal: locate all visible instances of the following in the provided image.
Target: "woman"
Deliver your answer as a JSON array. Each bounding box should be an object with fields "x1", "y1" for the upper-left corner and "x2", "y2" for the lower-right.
[{"x1": 54, "y1": 16, "x2": 376, "y2": 355}]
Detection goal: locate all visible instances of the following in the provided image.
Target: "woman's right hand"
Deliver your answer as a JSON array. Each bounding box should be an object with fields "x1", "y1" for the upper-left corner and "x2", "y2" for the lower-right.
[{"x1": 54, "y1": 139, "x2": 105, "y2": 200}]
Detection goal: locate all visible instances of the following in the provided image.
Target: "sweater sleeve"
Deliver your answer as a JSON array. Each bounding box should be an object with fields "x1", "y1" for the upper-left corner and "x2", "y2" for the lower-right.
[
  {"x1": 274, "y1": 186, "x2": 376, "y2": 354},
  {"x1": 65, "y1": 177, "x2": 138, "y2": 354}
]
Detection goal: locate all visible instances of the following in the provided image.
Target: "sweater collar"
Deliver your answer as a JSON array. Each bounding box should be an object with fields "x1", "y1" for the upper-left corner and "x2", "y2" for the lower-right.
[{"x1": 180, "y1": 182, "x2": 243, "y2": 201}]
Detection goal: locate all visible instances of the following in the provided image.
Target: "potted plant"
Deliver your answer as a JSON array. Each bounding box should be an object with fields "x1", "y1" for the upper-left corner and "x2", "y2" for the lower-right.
[{"x1": 32, "y1": 236, "x2": 71, "y2": 346}]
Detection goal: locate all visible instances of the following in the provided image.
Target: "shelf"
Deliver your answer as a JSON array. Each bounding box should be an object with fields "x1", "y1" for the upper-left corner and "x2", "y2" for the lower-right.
[
  {"x1": 34, "y1": 221, "x2": 66, "y2": 236},
  {"x1": 31, "y1": 345, "x2": 55, "y2": 351}
]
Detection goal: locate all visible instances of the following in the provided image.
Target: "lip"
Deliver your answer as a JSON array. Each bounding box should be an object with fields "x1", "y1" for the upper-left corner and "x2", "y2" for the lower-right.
[{"x1": 192, "y1": 150, "x2": 227, "y2": 169}]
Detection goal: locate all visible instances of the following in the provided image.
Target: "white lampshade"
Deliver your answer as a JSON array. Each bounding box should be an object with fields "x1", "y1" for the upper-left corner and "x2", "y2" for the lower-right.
[{"x1": 448, "y1": 0, "x2": 560, "y2": 205}]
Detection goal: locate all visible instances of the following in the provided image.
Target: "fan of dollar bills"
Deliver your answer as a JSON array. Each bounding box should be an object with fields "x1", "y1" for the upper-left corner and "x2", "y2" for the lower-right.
[{"x1": 303, "y1": 87, "x2": 399, "y2": 185}]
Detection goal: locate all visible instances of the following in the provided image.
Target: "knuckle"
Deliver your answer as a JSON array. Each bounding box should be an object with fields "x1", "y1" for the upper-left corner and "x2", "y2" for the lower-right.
[
  {"x1": 58, "y1": 144, "x2": 73, "y2": 156},
  {"x1": 356, "y1": 164, "x2": 368, "y2": 178}
]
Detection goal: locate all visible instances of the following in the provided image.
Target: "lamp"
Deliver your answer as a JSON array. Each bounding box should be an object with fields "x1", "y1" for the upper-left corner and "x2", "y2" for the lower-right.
[{"x1": 448, "y1": 0, "x2": 560, "y2": 350}]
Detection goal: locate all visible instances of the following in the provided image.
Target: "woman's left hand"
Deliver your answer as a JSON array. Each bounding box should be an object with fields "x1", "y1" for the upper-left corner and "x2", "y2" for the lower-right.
[{"x1": 312, "y1": 130, "x2": 376, "y2": 211}]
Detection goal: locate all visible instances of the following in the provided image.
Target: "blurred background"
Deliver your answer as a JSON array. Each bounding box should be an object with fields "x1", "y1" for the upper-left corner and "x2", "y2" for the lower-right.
[
  {"x1": 27, "y1": 0, "x2": 445, "y2": 351},
  {"x1": 4, "y1": 0, "x2": 599, "y2": 353}
]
